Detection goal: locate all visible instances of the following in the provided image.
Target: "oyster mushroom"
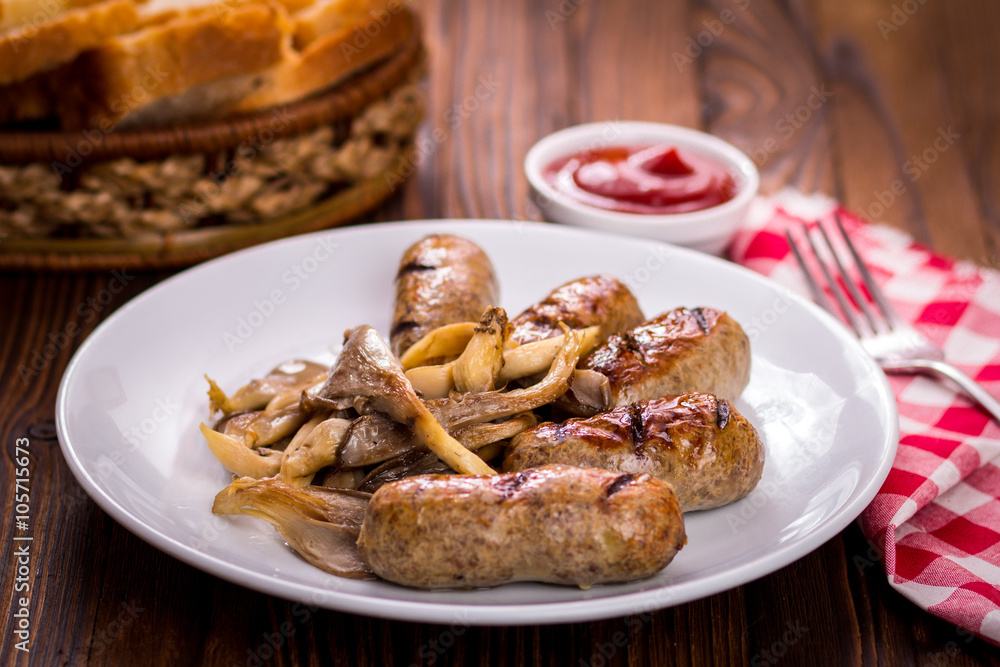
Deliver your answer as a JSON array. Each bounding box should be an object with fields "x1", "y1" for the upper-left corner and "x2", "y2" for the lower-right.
[
  {"x1": 406, "y1": 325, "x2": 599, "y2": 399},
  {"x1": 335, "y1": 324, "x2": 585, "y2": 467},
  {"x1": 496, "y1": 326, "x2": 600, "y2": 383},
  {"x1": 280, "y1": 416, "x2": 353, "y2": 481},
  {"x1": 200, "y1": 399, "x2": 316, "y2": 479},
  {"x1": 559, "y1": 369, "x2": 613, "y2": 415},
  {"x1": 357, "y1": 450, "x2": 452, "y2": 493},
  {"x1": 398, "y1": 321, "x2": 478, "y2": 369},
  {"x1": 337, "y1": 411, "x2": 537, "y2": 468},
  {"x1": 199, "y1": 423, "x2": 283, "y2": 479},
  {"x1": 451, "y1": 306, "x2": 509, "y2": 393},
  {"x1": 427, "y1": 323, "x2": 585, "y2": 430},
  {"x1": 206, "y1": 360, "x2": 327, "y2": 415},
  {"x1": 305, "y1": 325, "x2": 496, "y2": 476},
  {"x1": 403, "y1": 306, "x2": 510, "y2": 399},
  {"x1": 213, "y1": 477, "x2": 373, "y2": 579}
]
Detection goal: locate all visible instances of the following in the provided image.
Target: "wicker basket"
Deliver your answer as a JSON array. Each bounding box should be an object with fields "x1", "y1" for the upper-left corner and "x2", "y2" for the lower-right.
[{"x1": 0, "y1": 9, "x2": 424, "y2": 271}]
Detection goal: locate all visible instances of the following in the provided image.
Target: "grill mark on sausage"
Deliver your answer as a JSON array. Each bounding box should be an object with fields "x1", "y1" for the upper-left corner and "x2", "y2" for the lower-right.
[
  {"x1": 629, "y1": 403, "x2": 646, "y2": 458},
  {"x1": 493, "y1": 470, "x2": 530, "y2": 500},
  {"x1": 619, "y1": 331, "x2": 650, "y2": 366},
  {"x1": 389, "y1": 320, "x2": 421, "y2": 339},
  {"x1": 690, "y1": 307, "x2": 711, "y2": 335},
  {"x1": 604, "y1": 473, "x2": 637, "y2": 498},
  {"x1": 396, "y1": 260, "x2": 438, "y2": 278},
  {"x1": 716, "y1": 399, "x2": 731, "y2": 429}
]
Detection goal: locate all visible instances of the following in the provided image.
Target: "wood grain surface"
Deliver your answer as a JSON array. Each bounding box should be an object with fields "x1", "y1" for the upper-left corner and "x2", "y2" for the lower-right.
[{"x1": 3, "y1": 0, "x2": 1000, "y2": 665}]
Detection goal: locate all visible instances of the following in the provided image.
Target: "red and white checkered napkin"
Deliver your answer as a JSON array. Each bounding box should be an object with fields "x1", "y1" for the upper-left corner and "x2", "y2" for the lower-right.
[{"x1": 728, "y1": 190, "x2": 1000, "y2": 646}]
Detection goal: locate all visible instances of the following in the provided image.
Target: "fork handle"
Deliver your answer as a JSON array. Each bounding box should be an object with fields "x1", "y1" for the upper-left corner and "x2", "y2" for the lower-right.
[{"x1": 881, "y1": 358, "x2": 1000, "y2": 425}]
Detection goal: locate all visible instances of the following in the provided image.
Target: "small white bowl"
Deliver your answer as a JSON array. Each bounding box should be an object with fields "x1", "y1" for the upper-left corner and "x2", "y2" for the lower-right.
[{"x1": 524, "y1": 121, "x2": 759, "y2": 255}]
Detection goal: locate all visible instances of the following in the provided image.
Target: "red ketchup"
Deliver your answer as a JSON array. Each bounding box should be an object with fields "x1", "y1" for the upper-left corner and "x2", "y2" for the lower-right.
[{"x1": 543, "y1": 145, "x2": 736, "y2": 214}]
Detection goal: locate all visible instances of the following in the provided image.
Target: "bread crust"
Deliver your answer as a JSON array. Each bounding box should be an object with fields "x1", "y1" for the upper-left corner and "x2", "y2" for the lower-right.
[
  {"x1": 0, "y1": 0, "x2": 140, "y2": 86},
  {"x1": 229, "y1": 0, "x2": 412, "y2": 113},
  {"x1": 291, "y1": 0, "x2": 390, "y2": 48},
  {"x1": 53, "y1": 2, "x2": 286, "y2": 129},
  {"x1": 0, "y1": 0, "x2": 414, "y2": 129}
]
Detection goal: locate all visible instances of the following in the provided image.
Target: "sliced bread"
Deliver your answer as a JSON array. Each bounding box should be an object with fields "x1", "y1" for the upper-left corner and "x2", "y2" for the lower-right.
[
  {"x1": 0, "y1": 0, "x2": 142, "y2": 86},
  {"x1": 230, "y1": 0, "x2": 414, "y2": 113},
  {"x1": 0, "y1": 0, "x2": 414, "y2": 130},
  {"x1": 65, "y1": 0, "x2": 414, "y2": 128},
  {"x1": 52, "y1": 0, "x2": 288, "y2": 129}
]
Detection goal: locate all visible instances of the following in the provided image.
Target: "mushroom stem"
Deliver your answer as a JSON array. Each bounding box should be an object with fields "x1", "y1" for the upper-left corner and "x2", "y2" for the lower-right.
[
  {"x1": 399, "y1": 322, "x2": 478, "y2": 369},
  {"x1": 452, "y1": 307, "x2": 509, "y2": 393},
  {"x1": 306, "y1": 325, "x2": 497, "y2": 476},
  {"x1": 200, "y1": 423, "x2": 282, "y2": 478},
  {"x1": 497, "y1": 325, "x2": 600, "y2": 383}
]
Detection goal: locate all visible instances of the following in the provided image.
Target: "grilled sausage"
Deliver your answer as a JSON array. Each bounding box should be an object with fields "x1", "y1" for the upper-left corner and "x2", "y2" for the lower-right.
[
  {"x1": 509, "y1": 274, "x2": 645, "y2": 345},
  {"x1": 357, "y1": 464, "x2": 686, "y2": 588},
  {"x1": 581, "y1": 306, "x2": 750, "y2": 406},
  {"x1": 502, "y1": 393, "x2": 764, "y2": 511},
  {"x1": 390, "y1": 234, "x2": 500, "y2": 358}
]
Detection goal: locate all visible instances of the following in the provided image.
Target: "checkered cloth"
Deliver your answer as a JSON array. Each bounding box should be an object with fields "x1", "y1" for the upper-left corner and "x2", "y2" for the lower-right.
[{"x1": 728, "y1": 190, "x2": 1000, "y2": 647}]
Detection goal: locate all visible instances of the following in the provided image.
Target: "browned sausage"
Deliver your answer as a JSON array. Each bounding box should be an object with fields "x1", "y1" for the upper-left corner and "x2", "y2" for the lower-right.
[
  {"x1": 357, "y1": 464, "x2": 686, "y2": 588},
  {"x1": 581, "y1": 307, "x2": 750, "y2": 406},
  {"x1": 390, "y1": 234, "x2": 500, "y2": 358},
  {"x1": 509, "y1": 274, "x2": 645, "y2": 345},
  {"x1": 502, "y1": 393, "x2": 764, "y2": 511}
]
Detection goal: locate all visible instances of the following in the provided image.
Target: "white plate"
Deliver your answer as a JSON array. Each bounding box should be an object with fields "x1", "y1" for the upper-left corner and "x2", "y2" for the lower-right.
[{"x1": 56, "y1": 220, "x2": 898, "y2": 626}]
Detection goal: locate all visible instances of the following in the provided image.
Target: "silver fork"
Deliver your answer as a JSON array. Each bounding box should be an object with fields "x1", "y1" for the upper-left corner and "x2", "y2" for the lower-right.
[{"x1": 786, "y1": 214, "x2": 1000, "y2": 424}]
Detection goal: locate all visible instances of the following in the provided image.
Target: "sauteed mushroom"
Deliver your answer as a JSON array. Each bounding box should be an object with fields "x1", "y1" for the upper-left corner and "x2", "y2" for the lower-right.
[
  {"x1": 305, "y1": 325, "x2": 497, "y2": 476},
  {"x1": 213, "y1": 477, "x2": 373, "y2": 579},
  {"x1": 206, "y1": 360, "x2": 327, "y2": 415}
]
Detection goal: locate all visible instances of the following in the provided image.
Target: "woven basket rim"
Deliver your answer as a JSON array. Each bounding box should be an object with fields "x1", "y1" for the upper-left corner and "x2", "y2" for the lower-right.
[
  {"x1": 0, "y1": 8, "x2": 420, "y2": 165},
  {"x1": 0, "y1": 144, "x2": 417, "y2": 271}
]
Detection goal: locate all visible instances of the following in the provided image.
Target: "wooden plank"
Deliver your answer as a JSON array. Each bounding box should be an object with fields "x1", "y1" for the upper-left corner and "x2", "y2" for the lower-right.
[
  {"x1": 928, "y1": 0, "x2": 1000, "y2": 266},
  {"x1": 698, "y1": 0, "x2": 836, "y2": 195},
  {"x1": 2, "y1": 1, "x2": 1000, "y2": 665},
  {"x1": 390, "y1": 0, "x2": 700, "y2": 223},
  {"x1": 812, "y1": 0, "x2": 997, "y2": 262}
]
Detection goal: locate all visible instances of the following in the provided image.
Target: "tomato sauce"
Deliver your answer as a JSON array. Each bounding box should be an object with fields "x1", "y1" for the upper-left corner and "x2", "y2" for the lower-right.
[{"x1": 543, "y1": 145, "x2": 736, "y2": 214}]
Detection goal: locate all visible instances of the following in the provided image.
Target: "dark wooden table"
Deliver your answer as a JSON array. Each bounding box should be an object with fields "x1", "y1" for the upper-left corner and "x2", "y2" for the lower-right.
[{"x1": 4, "y1": 0, "x2": 1000, "y2": 664}]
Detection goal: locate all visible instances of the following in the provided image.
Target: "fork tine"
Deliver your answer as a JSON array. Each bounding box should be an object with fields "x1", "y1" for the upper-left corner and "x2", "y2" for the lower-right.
[
  {"x1": 815, "y1": 220, "x2": 881, "y2": 334},
  {"x1": 785, "y1": 229, "x2": 837, "y2": 313},
  {"x1": 786, "y1": 225, "x2": 865, "y2": 338},
  {"x1": 833, "y1": 213, "x2": 904, "y2": 330},
  {"x1": 800, "y1": 224, "x2": 871, "y2": 337}
]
